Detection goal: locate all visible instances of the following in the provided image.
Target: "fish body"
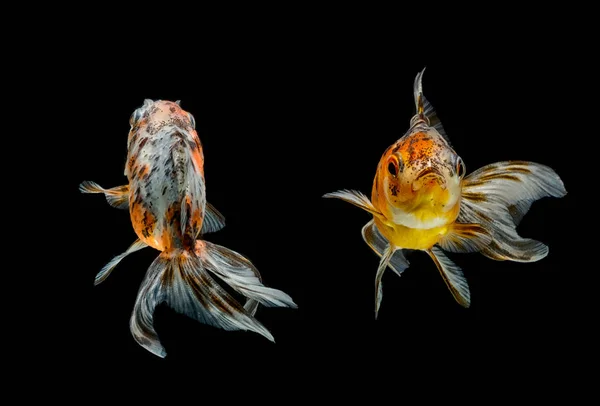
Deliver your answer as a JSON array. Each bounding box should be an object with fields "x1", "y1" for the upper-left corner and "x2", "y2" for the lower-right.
[
  {"x1": 325, "y1": 69, "x2": 566, "y2": 315},
  {"x1": 81, "y1": 99, "x2": 296, "y2": 357},
  {"x1": 125, "y1": 100, "x2": 207, "y2": 252}
]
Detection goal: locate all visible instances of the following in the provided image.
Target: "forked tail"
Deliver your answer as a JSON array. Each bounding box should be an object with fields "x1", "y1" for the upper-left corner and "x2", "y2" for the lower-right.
[{"x1": 130, "y1": 245, "x2": 296, "y2": 357}]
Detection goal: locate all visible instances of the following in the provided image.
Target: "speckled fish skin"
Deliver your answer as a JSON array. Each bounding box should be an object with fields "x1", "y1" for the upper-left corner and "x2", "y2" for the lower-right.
[
  {"x1": 80, "y1": 99, "x2": 296, "y2": 358},
  {"x1": 324, "y1": 69, "x2": 567, "y2": 316},
  {"x1": 126, "y1": 99, "x2": 206, "y2": 251}
]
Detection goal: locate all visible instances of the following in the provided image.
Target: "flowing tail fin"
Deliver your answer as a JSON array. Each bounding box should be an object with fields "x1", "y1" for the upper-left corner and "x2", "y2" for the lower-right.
[
  {"x1": 196, "y1": 241, "x2": 297, "y2": 316},
  {"x1": 459, "y1": 161, "x2": 567, "y2": 262},
  {"x1": 130, "y1": 247, "x2": 295, "y2": 358}
]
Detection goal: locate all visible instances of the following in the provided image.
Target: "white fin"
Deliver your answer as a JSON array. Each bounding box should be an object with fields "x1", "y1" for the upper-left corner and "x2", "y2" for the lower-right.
[
  {"x1": 375, "y1": 244, "x2": 397, "y2": 319},
  {"x1": 460, "y1": 161, "x2": 567, "y2": 262},
  {"x1": 413, "y1": 68, "x2": 449, "y2": 142},
  {"x1": 428, "y1": 247, "x2": 470, "y2": 308},
  {"x1": 79, "y1": 181, "x2": 129, "y2": 209},
  {"x1": 196, "y1": 240, "x2": 297, "y2": 311},
  {"x1": 323, "y1": 189, "x2": 383, "y2": 217},
  {"x1": 201, "y1": 202, "x2": 226, "y2": 234},
  {"x1": 130, "y1": 250, "x2": 275, "y2": 358},
  {"x1": 437, "y1": 222, "x2": 492, "y2": 253},
  {"x1": 95, "y1": 239, "x2": 149, "y2": 285},
  {"x1": 361, "y1": 219, "x2": 410, "y2": 277}
]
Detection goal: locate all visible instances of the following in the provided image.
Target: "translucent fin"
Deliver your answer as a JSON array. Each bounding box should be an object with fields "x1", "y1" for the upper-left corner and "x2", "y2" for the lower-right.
[
  {"x1": 323, "y1": 189, "x2": 383, "y2": 217},
  {"x1": 413, "y1": 68, "x2": 449, "y2": 142},
  {"x1": 460, "y1": 161, "x2": 567, "y2": 262},
  {"x1": 196, "y1": 240, "x2": 297, "y2": 311},
  {"x1": 428, "y1": 247, "x2": 470, "y2": 308},
  {"x1": 200, "y1": 202, "x2": 226, "y2": 234},
  {"x1": 130, "y1": 250, "x2": 275, "y2": 358},
  {"x1": 375, "y1": 244, "x2": 397, "y2": 319},
  {"x1": 361, "y1": 219, "x2": 410, "y2": 277},
  {"x1": 437, "y1": 223, "x2": 492, "y2": 253},
  {"x1": 95, "y1": 239, "x2": 149, "y2": 285},
  {"x1": 79, "y1": 181, "x2": 130, "y2": 209}
]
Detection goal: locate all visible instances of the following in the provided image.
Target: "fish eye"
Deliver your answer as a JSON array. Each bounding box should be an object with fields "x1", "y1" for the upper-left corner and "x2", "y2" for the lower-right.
[
  {"x1": 456, "y1": 157, "x2": 466, "y2": 178},
  {"x1": 130, "y1": 109, "x2": 143, "y2": 126},
  {"x1": 187, "y1": 113, "x2": 196, "y2": 129},
  {"x1": 387, "y1": 159, "x2": 398, "y2": 177}
]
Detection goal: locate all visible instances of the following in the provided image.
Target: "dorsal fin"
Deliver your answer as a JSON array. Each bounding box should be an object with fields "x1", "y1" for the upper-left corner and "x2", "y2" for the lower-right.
[{"x1": 413, "y1": 68, "x2": 450, "y2": 143}]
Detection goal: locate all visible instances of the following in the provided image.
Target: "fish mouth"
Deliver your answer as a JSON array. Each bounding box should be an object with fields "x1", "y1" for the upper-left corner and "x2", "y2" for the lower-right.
[
  {"x1": 412, "y1": 166, "x2": 446, "y2": 191},
  {"x1": 416, "y1": 167, "x2": 444, "y2": 181}
]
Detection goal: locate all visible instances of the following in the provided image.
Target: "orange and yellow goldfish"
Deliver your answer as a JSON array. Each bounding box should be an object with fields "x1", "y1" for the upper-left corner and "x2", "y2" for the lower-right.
[
  {"x1": 324, "y1": 69, "x2": 566, "y2": 316},
  {"x1": 80, "y1": 99, "x2": 296, "y2": 357}
]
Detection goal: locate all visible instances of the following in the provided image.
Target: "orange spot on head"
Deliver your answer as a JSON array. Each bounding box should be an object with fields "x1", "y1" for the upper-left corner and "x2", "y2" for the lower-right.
[{"x1": 397, "y1": 132, "x2": 435, "y2": 163}]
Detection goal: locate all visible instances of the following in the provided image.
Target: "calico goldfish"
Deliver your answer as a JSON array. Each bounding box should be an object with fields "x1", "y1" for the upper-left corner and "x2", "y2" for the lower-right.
[
  {"x1": 324, "y1": 69, "x2": 566, "y2": 316},
  {"x1": 80, "y1": 99, "x2": 296, "y2": 357}
]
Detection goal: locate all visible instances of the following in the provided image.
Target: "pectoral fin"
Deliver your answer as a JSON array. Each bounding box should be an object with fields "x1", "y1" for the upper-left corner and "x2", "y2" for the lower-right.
[
  {"x1": 427, "y1": 246, "x2": 470, "y2": 308},
  {"x1": 79, "y1": 181, "x2": 130, "y2": 209},
  {"x1": 437, "y1": 223, "x2": 492, "y2": 253},
  {"x1": 323, "y1": 189, "x2": 383, "y2": 218}
]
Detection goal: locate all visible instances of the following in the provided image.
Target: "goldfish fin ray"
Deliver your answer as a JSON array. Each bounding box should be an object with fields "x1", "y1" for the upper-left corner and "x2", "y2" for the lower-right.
[
  {"x1": 79, "y1": 181, "x2": 130, "y2": 209},
  {"x1": 375, "y1": 244, "x2": 397, "y2": 319},
  {"x1": 130, "y1": 250, "x2": 275, "y2": 357},
  {"x1": 362, "y1": 219, "x2": 410, "y2": 277},
  {"x1": 438, "y1": 223, "x2": 492, "y2": 253},
  {"x1": 200, "y1": 202, "x2": 226, "y2": 234},
  {"x1": 428, "y1": 247, "x2": 470, "y2": 308},
  {"x1": 323, "y1": 189, "x2": 383, "y2": 217},
  {"x1": 413, "y1": 68, "x2": 449, "y2": 142},
  {"x1": 95, "y1": 239, "x2": 149, "y2": 285},
  {"x1": 460, "y1": 161, "x2": 566, "y2": 262},
  {"x1": 196, "y1": 240, "x2": 297, "y2": 311}
]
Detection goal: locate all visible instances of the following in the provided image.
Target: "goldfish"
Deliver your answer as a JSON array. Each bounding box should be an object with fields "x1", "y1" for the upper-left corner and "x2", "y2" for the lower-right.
[
  {"x1": 324, "y1": 69, "x2": 566, "y2": 317},
  {"x1": 80, "y1": 99, "x2": 296, "y2": 357}
]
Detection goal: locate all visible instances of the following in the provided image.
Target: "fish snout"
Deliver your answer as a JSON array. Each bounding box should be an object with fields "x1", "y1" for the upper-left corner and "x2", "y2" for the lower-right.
[{"x1": 412, "y1": 167, "x2": 447, "y2": 191}]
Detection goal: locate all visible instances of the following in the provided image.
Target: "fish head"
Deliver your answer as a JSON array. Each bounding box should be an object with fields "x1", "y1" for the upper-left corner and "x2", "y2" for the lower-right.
[
  {"x1": 128, "y1": 99, "x2": 196, "y2": 134},
  {"x1": 373, "y1": 126, "x2": 465, "y2": 228}
]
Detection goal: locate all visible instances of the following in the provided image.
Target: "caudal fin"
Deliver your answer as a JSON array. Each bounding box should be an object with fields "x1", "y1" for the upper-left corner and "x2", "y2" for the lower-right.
[
  {"x1": 196, "y1": 241, "x2": 297, "y2": 316},
  {"x1": 459, "y1": 161, "x2": 567, "y2": 262},
  {"x1": 130, "y1": 249, "x2": 280, "y2": 358}
]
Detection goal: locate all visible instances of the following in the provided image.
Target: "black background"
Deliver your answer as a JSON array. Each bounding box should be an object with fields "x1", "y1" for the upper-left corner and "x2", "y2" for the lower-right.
[{"x1": 52, "y1": 16, "x2": 590, "y2": 397}]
